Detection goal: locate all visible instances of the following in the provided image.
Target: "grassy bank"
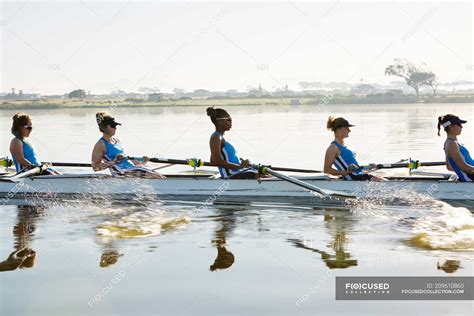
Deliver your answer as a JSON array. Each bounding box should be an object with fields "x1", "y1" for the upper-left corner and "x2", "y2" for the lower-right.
[{"x1": 1, "y1": 94, "x2": 473, "y2": 110}]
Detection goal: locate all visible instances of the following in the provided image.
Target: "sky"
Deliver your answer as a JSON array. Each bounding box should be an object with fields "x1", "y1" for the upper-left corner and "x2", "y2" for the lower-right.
[{"x1": 0, "y1": 0, "x2": 472, "y2": 94}]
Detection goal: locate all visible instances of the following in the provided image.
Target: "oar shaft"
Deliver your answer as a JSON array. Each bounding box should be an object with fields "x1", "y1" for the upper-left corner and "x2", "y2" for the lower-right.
[
  {"x1": 262, "y1": 167, "x2": 355, "y2": 199},
  {"x1": 9, "y1": 166, "x2": 43, "y2": 180},
  {"x1": 267, "y1": 166, "x2": 322, "y2": 173},
  {"x1": 44, "y1": 162, "x2": 92, "y2": 167},
  {"x1": 146, "y1": 157, "x2": 215, "y2": 167},
  {"x1": 145, "y1": 157, "x2": 322, "y2": 173},
  {"x1": 263, "y1": 168, "x2": 325, "y2": 195},
  {"x1": 375, "y1": 161, "x2": 445, "y2": 169},
  {"x1": 43, "y1": 157, "x2": 323, "y2": 173}
]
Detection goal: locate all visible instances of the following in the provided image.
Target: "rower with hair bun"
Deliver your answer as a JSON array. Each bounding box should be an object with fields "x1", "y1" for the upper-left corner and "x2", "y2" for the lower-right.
[
  {"x1": 324, "y1": 116, "x2": 384, "y2": 181},
  {"x1": 91, "y1": 112, "x2": 165, "y2": 178},
  {"x1": 438, "y1": 114, "x2": 474, "y2": 181},
  {"x1": 206, "y1": 107, "x2": 260, "y2": 179}
]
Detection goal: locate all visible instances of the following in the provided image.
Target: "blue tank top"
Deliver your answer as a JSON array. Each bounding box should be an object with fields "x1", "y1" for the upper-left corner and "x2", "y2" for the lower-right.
[
  {"x1": 211, "y1": 132, "x2": 242, "y2": 178},
  {"x1": 12, "y1": 139, "x2": 41, "y2": 172},
  {"x1": 100, "y1": 137, "x2": 135, "y2": 172},
  {"x1": 444, "y1": 139, "x2": 474, "y2": 182},
  {"x1": 331, "y1": 141, "x2": 362, "y2": 180}
]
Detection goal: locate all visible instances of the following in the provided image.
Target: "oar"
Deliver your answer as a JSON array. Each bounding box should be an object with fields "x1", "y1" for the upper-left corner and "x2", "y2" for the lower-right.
[
  {"x1": 257, "y1": 166, "x2": 355, "y2": 200},
  {"x1": 42, "y1": 162, "x2": 92, "y2": 167},
  {"x1": 42, "y1": 157, "x2": 325, "y2": 174},
  {"x1": 373, "y1": 161, "x2": 445, "y2": 170},
  {"x1": 130, "y1": 157, "x2": 323, "y2": 173},
  {"x1": 359, "y1": 160, "x2": 445, "y2": 171},
  {"x1": 5, "y1": 166, "x2": 44, "y2": 181}
]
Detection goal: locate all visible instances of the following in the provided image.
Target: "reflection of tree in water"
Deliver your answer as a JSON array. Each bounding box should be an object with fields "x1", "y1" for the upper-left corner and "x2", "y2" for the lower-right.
[
  {"x1": 288, "y1": 214, "x2": 357, "y2": 269},
  {"x1": 0, "y1": 206, "x2": 43, "y2": 272},
  {"x1": 437, "y1": 260, "x2": 461, "y2": 273},
  {"x1": 209, "y1": 211, "x2": 236, "y2": 272}
]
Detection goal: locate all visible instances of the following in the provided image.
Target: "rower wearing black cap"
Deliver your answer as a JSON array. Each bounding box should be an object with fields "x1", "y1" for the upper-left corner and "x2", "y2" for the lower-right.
[
  {"x1": 91, "y1": 112, "x2": 165, "y2": 178},
  {"x1": 438, "y1": 114, "x2": 474, "y2": 182},
  {"x1": 324, "y1": 116, "x2": 384, "y2": 181}
]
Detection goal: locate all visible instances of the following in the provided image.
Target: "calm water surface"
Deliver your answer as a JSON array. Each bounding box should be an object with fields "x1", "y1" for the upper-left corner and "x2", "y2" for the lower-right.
[{"x1": 0, "y1": 104, "x2": 473, "y2": 315}]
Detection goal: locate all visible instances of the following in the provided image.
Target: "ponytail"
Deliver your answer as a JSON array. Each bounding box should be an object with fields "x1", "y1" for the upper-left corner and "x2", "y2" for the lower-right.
[
  {"x1": 327, "y1": 116, "x2": 336, "y2": 131},
  {"x1": 437, "y1": 114, "x2": 457, "y2": 136},
  {"x1": 11, "y1": 112, "x2": 31, "y2": 139},
  {"x1": 437, "y1": 116, "x2": 443, "y2": 136}
]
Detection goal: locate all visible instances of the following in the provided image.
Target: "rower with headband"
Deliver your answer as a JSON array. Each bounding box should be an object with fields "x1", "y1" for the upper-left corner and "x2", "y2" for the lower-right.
[
  {"x1": 206, "y1": 107, "x2": 261, "y2": 179},
  {"x1": 438, "y1": 114, "x2": 474, "y2": 182}
]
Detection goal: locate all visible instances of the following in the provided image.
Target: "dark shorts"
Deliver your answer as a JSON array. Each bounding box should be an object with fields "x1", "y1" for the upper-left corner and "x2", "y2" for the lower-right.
[
  {"x1": 229, "y1": 170, "x2": 259, "y2": 179},
  {"x1": 349, "y1": 173, "x2": 375, "y2": 181}
]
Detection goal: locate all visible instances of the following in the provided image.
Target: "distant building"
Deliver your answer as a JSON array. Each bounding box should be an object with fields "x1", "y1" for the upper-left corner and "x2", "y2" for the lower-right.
[
  {"x1": 2, "y1": 88, "x2": 40, "y2": 100},
  {"x1": 352, "y1": 84, "x2": 376, "y2": 95},
  {"x1": 385, "y1": 89, "x2": 404, "y2": 96},
  {"x1": 192, "y1": 89, "x2": 211, "y2": 97},
  {"x1": 148, "y1": 93, "x2": 164, "y2": 101},
  {"x1": 291, "y1": 99, "x2": 301, "y2": 106},
  {"x1": 43, "y1": 95, "x2": 66, "y2": 99}
]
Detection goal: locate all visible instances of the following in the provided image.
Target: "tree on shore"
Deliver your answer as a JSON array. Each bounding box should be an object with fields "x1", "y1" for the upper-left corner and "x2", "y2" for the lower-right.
[
  {"x1": 385, "y1": 59, "x2": 437, "y2": 96},
  {"x1": 68, "y1": 89, "x2": 86, "y2": 99}
]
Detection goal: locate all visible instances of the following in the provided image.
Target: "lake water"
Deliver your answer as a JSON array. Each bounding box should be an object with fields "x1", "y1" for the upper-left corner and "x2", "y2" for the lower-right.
[{"x1": 0, "y1": 104, "x2": 473, "y2": 315}]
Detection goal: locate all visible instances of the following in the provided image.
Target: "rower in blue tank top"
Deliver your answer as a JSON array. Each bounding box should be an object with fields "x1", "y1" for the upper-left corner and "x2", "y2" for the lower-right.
[
  {"x1": 324, "y1": 116, "x2": 384, "y2": 181},
  {"x1": 91, "y1": 112, "x2": 165, "y2": 178},
  {"x1": 12, "y1": 140, "x2": 41, "y2": 172},
  {"x1": 206, "y1": 107, "x2": 259, "y2": 179},
  {"x1": 9, "y1": 112, "x2": 60, "y2": 175},
  {"x1": 438, "y1": 114, "x2": 474, "y2": 182}
]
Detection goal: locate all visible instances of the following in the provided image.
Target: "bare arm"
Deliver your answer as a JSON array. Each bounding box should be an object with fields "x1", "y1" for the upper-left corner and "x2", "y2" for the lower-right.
[
  {"x1": 445, "y1": 157, "x2": 453, "y2": 171},
  {"x1": 324, "y1": 144, "x2": 351, "y2": 176},
  {"x1": 10, "y1": 138, "x2": 34, "y2": 168},
  {"x1": 91, "y1": 141, "x2": 115, "y2": 172},
  {"x1": 209, "y1": 134, "x2": 245, "y2": 169},
  {"x1": 446, "y1": 142, "x2": 474, "y2": 173}
]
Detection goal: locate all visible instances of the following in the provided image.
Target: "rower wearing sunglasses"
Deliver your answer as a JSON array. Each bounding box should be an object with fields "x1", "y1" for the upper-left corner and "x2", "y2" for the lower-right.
[
  {"x1": 206, "y1": 107, "x2": 259, "y2": 179},
  {"x1": 91, "y1": 112, "x2": 165, "y2": 178},
  {"x1": 438, "y1": 114, "x2": 474, "y2": 181},
  {"x1": 9, "y1": 112, "x2": 60, "y2": 175}
]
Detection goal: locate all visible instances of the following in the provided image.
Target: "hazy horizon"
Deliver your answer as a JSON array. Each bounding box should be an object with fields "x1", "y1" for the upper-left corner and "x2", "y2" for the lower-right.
[{"x1": 1, "y1": 1, "x2": 472, "y2": 95}]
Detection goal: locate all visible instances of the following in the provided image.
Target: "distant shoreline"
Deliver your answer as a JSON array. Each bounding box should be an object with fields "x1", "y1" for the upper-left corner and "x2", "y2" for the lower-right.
[{"x1": 1, "y1": 95, "x2": 473, "y2": 110}]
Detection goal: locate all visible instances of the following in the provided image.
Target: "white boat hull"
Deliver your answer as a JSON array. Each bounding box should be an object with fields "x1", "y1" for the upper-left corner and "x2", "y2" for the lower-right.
[{"x1": 0, "y1": 174, "x2": 472, "y2": 206}]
